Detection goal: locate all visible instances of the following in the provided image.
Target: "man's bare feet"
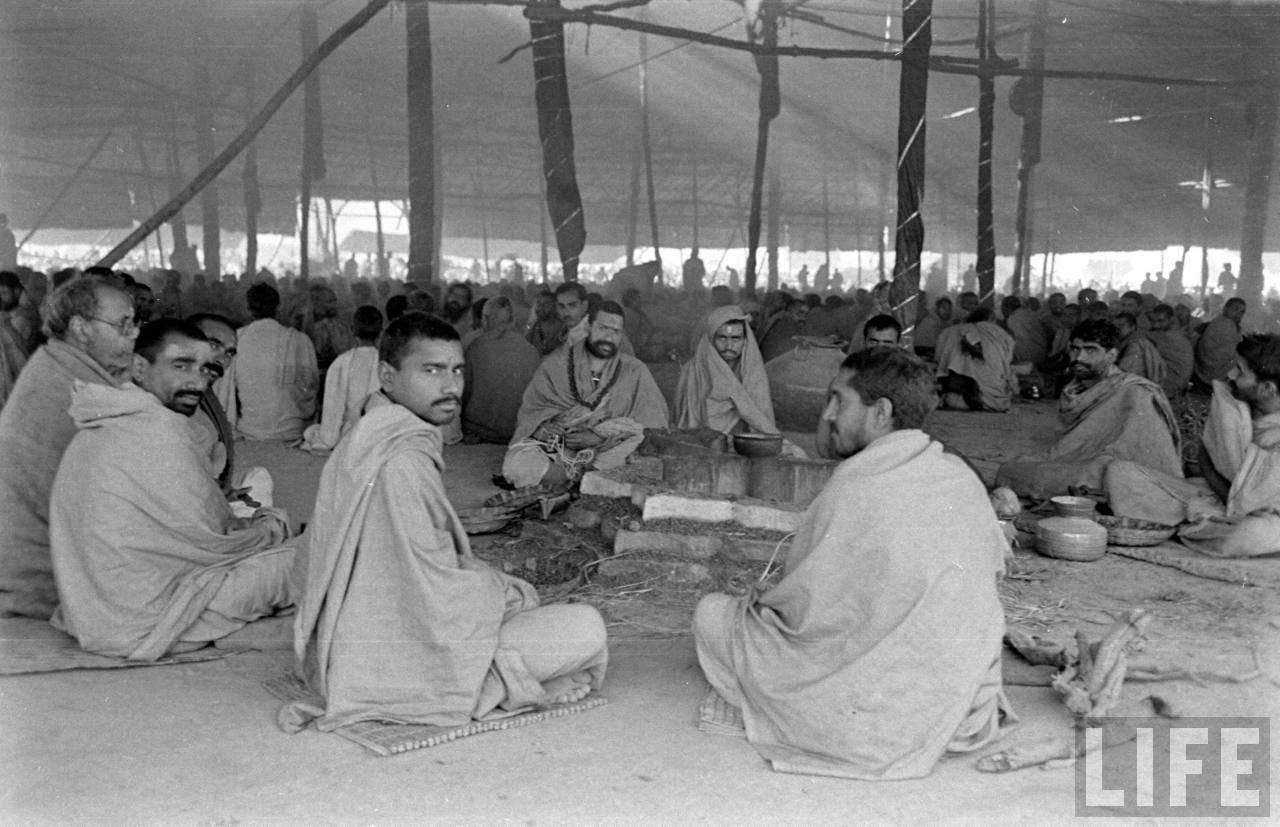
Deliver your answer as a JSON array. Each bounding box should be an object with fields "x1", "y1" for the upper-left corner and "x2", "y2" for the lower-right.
[{"x1": 540, "y1": 671, "x2": 594, "y2": 705}]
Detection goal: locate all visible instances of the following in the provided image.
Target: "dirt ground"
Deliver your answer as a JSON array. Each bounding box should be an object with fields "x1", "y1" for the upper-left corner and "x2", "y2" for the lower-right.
[{"x1": 3, "y1": 398, "x2": 1279, "y2": 824}]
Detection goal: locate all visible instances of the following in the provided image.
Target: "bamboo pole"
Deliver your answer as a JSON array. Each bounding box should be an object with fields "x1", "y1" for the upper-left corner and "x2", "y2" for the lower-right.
[
  {"x1": 406, "y1": 0, "x2": 438, "y2": 283},
  {"x1": 195, "y1": 64, "x2": 221, "y2": 279},
  {"x1": 975, "y1": 0, "x2": 997, "y2": 308},
  {"x1": 639, "y1": 29, "x2": 661, "y2": 265},
  {"x1": 1238, "y1": 30, "x2": 1278, "y2": 312},
  {"x1": 134, "y1": 130, "x2": 168, "y2": 269},
  {"x1": 95, "y1": 0, "x2": 394, "y2": 269},
  {"x1": 364, "y1": 105, "x2": 387, "y2": 280},
  {"x1": 744, "y1": 0, "x2": 780, "y2": 291},
  {"x1": 1009, "y1": 0, "x2": 1046, "y2": 296},
  {"x1": 626, "y1": 149, "x2": 640, "y2": 267},
  {"x1": 242, "y1": 65, "x2": 261, "y2": 278},
  {"x1": 888, "y1": 0, "x2": 933, "y2": 319},
  {"x1": 766, "y1": 165, "x2": 781, "y2": 290}
]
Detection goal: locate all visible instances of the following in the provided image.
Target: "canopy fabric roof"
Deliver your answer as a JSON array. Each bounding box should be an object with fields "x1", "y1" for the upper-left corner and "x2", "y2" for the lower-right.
[{"x1": 2, "y1": 0, "x2": 1277, "y2": 259}]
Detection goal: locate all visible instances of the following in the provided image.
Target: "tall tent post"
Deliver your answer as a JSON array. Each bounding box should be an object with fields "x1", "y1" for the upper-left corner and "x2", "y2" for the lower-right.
[
  {"x1": 165, "y1": 110, "x2": 191, "y2": 265},
  {"x1": 1239, "y1": 29, "x2": 1278, "y2": 312},
  {"x1": 639, "y1": 28, "x2": 661, "y2": 266},
  {"x1": 406, "y1": 0, "x2": 438, "y2": 283},
  {"x1": 327, "y1": 196, "x2": 341, "y2": 271},
  {"x1": 626, "y1": 149, "x2": 640, "y2": 267},
  {"x1": 365, "y1": 105, "x2": 387, "y2": 279},
  {"x1": 474, "y1": 158, "x2": 489, "y2": 280},
  {"x1": 889, "y1": 0, "x2": 933, "y2": 321},
  {"x1": 133, "y1": 130, "x2": 167, "y2": 269},
  {"x1": 195, "y1": 64, "x2": 221, "y2": 279},
  {"x1": 1010, "y1": 0, "x2": 1046, "y2": 296},
  {"x1": 528, "y1": 0, "x2": 587, "y2": 282},
  {"x1": 876, "y1": 2, "x2": 893, "y2": 285},
  {"x1": 822, "y1": 177, "x2": 831, "y2": 276},
  {"x1": 690, "y1": 145, "x2": 700, "y2": 251},
  {"x1": 95, "y1": 0, "x2": 395, "y2": 269},
  {"x1": 1199, "y1": 95, "x2": 1216, "y2": 300},
  {"x1": 975, "y1": 0, "x2": 998, "y2": 308},
  {"x1": 744, "y1": 0, "x2": 781, "y2": 292},
  {"x1": 242, "y1": 64, "x2": 261, "y2": 278},
  {"x1": 540, "y1": 171, "x2": 549, "y2": 281},
  {"x1": 766, "y1": 165, "x2": 781, "y2": 290},
  {"x1": 299, "y1": 177, "x2": 312, "y2": 277}
]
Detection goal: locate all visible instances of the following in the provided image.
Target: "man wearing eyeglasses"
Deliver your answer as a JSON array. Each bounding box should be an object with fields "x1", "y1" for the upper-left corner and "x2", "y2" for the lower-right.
[
  {"x1": 0, "y1": 271, "x2": 138, "y2": 619},
  {"x1": 47, "y1": 319, "x2": 295, "y2": 660}
]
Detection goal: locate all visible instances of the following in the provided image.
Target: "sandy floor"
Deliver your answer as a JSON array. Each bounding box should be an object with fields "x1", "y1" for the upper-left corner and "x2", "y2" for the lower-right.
[{"x1": 3, "y1": 398, "x2": 1279, "y2": 824}]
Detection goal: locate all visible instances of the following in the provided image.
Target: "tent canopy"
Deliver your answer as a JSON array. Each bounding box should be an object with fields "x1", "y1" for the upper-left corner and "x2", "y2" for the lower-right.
[{"x1": 2, "y1": 0, "x2": 1277, "y2": 258}]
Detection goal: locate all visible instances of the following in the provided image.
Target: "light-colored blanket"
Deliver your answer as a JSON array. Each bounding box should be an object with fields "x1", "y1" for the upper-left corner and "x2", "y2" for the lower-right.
[
  {"x1": 1117, "y1": 332, "x2": 1167, "y2": 388},
  {"x1": 231, "y1": 318, "x2": 318, "y2": 441},
  {"x1": 935, "y1": 321, "x2": 1017, "y2": 411},
  {"x1": 49, "y1": 383, "x2": 293, "y2": 660},
  {"x1": 286, "y1": 401, "x2": 561, "y2": 732},
  {"x1": 715, "y1": 430, "x2": 1012, "y2": 780},
  {"x1": 0, "y1": 341, "x2": 120, "y2": 619},
  {"x1": 674, "y1": 305, "x2": 777, "y2": 434},
  {"x1": 300, "y1": 345, "x2": 380, "y2": 454}
]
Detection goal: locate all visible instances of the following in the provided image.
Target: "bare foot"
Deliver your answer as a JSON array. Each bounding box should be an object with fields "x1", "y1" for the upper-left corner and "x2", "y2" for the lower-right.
[{"x1": 540, "y1": 671, "x2": 594, "y2": 705}]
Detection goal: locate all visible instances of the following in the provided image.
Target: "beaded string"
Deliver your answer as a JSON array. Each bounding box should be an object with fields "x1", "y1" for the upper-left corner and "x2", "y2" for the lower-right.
[{"x1": 567, "y1": 344, "x2": 622, "y2": 410}]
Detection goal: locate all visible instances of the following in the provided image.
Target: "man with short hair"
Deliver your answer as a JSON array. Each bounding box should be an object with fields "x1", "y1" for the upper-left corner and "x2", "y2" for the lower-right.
[
  {"x1": 231, "y1": 283, "x2": 319, "y2": 441},
  {"x1": 462, "y1": 296, "x2": 542, "y2": 444},
  {"x1": 996, "y1": 319, "x2": 1181, "y2": 498},
  {"x1": 693, "y1": 347, "x2": 1011, "y2": 780},
  {"x1": 1107, "y1": 334, "x2": 1280, "y2": 557},
  {"x1": 0, "y1": 272, "x2": 137, "y2": 618},
  {"x1": 1113, "y1": 311, "x2": 1167, "y2": 387},
  {"x1": 912, "y1": 296, "x2": 953, "y2": 359},
  {"x1": 188, "y1": 312, "x2": 240, "y2": 491},
  {"x1": 503, "y1": 301, "x2": 668, "y2": 487},
  {"x1": 934, "y1": 308, "x2": 1018, "y2": 412},
  {"x1": 862, "y1": 313, "x2": 902, "y2": 348},
  {"x1": 553, "y1": 281, "x2": 633, "y2": 355},
  {"x1": 442, "y1": 281, "x2": 474, "y2": 337},
  {"x1": 1146, "y1": 304, "x2": 1194, "y2": 397},
  {"x1": 300, "y1": 305, "x2": 384, "y2": 454},
  {"x1": 674, "y1": 305, "x2": 778, "y2": 435},
  {"x1": 284, "y1": 313, "x2": 607, "y2": 733},
  {"x1": 1192, "y1": 297, "x2": 1246, "y2": 393},
  {"x1": 1002, "y1": 295, "x2": 1051, "y2": 366},
  {"x1": 758, "y1": 296, "x2": 808, "y2": 362},
  {"x1": 49, "y1": 319, "x2": 295, "y2": 659}
]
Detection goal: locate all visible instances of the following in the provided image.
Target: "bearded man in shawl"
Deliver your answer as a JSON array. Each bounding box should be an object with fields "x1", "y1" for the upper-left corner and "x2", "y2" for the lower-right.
[
  {"x1": 503, "y1": 301, "x2": 668, "y2": 488},
  {"x1": 693, "y1": 347, "x2": 1012, "y2": 780},
  {"x1": 997, "y1": 319, "x2": 1181, "y2": 499},
  {"x1": 552, "y1": 281, "x2": 634, "y2": 356},
  {"x1": 1114, "y1": 311, "x2": 1167, "y2": 389},
  {"x1": 674, "y1": 306, "x2": 778, "y2": 435},
  {"x1": 0, "y1": 272, "x2": 138, "y2": 619},
  {"x1": 49, "y1": 320, "x2": 295, "y2": 660},
  {"x1": 282, "y1": 313, "x2": 607, "y2": 734},
  {"x1": 934, "y1": 308, "x2": 1018, "y2": 412},
  {"x1": 1107, "y1": 334, "x2": 1280, "y2": 557}
]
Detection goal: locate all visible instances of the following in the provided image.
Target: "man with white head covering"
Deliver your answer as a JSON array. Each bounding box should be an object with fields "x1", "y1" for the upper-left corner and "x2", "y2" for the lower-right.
[{"x1": 674, "y1": 305, "x2": 777, "y2": 435}]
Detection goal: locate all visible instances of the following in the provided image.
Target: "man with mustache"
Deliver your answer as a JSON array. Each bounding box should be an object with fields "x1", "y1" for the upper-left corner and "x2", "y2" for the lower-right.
[
  {"x1": 188, "y1": 312, "x2": 240, "y2": 491},
  {"x1": 1106, "y1": 333, "x2": 1280, "y2": 557},
  {"x1": 996, "y1": 319, "x2": 1181, "y2": 498},
  {"x1": 674, "y1": 305, "x2": 779, "y2": 437},
  {"x1": 285, "y1": 313, "x2": 608, "y2": 733},
  {"x1": 48, "y1": 319, "x2": 296, "y2": 659},
  {"x1": 503, "y1": 300, "x2": 667, "y2": 487}
]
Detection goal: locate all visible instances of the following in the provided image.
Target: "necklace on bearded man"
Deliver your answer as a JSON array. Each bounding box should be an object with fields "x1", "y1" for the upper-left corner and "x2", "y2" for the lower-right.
[{"x1": 567, "y1": 344, "x2": 621, "y2": 410}]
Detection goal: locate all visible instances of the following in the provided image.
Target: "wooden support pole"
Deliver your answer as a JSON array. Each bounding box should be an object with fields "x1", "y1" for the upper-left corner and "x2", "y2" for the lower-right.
[
  {"x1": 975, "y1": 0, "x2": 997, "y2": 308},
  {"x1": 133, "y1": 129, "x2": 167, "y2": 269},
  {"x1": 242, "y1": 65, "x2": 261, "y2": 278},
  {"x1": 1239, "y1": 31, "x2": 1278, "y2": 310},
  {"x1": 690, "y1": 146, "x2": 700, "y2": 251},
  {"x1": 822, "y1": 177, "x2": 831, "y2": 276},
  {"x1": 364, "y1": 105, "x2": 387, "y2": 279},
  {"x1": 166, "y1": 107, "x2": 191, "y2": 266},
  {"x1": 530, "y1": 0, "x2": 587, "y2": 281},
  {"x1": 95, "y1": 0, "x2": 393, "y2": 270},
  {"x1": 889, "y1": 0, "x2": 933, "y2": 319},
  {"x1": 626, "y1": 148, "x2": 640, "y2": 267},
  {"x1": 473, "y1": 158, "x2": 488, "y2": 280},
  {"x1": 744, "y1": 0, "x2": 781, "y2": 292},
  {"x1": 1010, "y1": 0, "x2": 1046, "y2": 296},
  {"x1": 195, "y1": 64, "x2": 221, "y2": 279},
  {"x1": 406, "y1": 0, "x2": 438, "y2": 283},
  {"x1": 639, "y1": 29, "x2": 661, "y2": 265},
  {"x1": 766, "y1": 165, "x2": 781, "y2": 290},
  {"x1": 299, "y1": 171, "x2": 312, "y2": 278}
]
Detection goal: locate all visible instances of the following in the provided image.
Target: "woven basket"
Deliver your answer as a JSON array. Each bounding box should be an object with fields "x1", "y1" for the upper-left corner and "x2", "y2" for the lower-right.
[
  {"x1": 456, "y1": 505, "x2": 518, "y2": 535},
  {"x1": 1035, "y1": 517, "x2": 1107, "y2": 562},
  {"x1": 1095, "y1": 515, "x2": 1177, "y2": 547}
]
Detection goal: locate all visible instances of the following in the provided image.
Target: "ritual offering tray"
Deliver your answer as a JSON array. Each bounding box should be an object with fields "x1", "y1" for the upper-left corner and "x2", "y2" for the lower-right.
[{"x1": 1094, "y1": 515, "x2": 1177, "y2": 547}]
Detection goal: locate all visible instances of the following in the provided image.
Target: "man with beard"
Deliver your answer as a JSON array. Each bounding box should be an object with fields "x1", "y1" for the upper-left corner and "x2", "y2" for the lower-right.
[
  {"x1": 1106, "y1": 334, "x2": 1280, "y2": 557},
  {"x1": 674, "y1": 305, "x2": 778, "y2": 436},
  {"x1": 48, "y1": 319, "x2": 295, "y2": 659},
  {"x1": 503, "y1": 300, "x2": 667, "y2": 487},
  {"x1": 0, "y1": 272, "x2": 137, "y2": 618},
  {"x1": 552, "y1": 281, "x2": 633, "y2": 355},
  {"x1": 283, "y1": 313, "x2": 607, "y2": 733},
  {"x1": 692, "y1": 348, "x2": 1012, "y2": 780},
  {"x1": 0, "y1": 271, "x2": 28, "y2": 407},
  {"x1": 441, "y1": 281, "x2": 474, "y2": 338},
  {"x1": 996, "y1": 319, "x2": 1181, "y2": 498}
]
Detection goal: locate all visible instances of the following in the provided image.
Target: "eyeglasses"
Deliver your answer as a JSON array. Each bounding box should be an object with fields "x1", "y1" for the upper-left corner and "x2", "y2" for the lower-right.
[{"x1": 85, "y1": 315, "x2": 139, "y2": 336}]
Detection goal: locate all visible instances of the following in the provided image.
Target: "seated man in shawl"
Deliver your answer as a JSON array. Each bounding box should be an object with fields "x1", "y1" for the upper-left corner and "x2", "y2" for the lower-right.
[
  {"x1": 758, "y1": 297, "x2": 808, "y2": 363},
  {"x1": 230, "y1": 283, "x2": 319, "y2": 441},
  {"x1": 49, "y1": 319, "x2": 294, "y2": 660},
  {"x1": 1002, "y1": 295, "x2": 1050, "y2": 367},
  {"x1": 674, "y1": 305, "x2": 779, "y2": 437},
  {"x1": 0, "y1": 272, "x2": 137, "y2": 619},
  {"x1": 503, "y1": 301, "x2": 668, "y2": 488},
  {"x1": 934, "y1": 308, "x2": 1018, "y2": 412},
  {"x1": 1192, "y1": 297, "x2": 1246, "y2": 393},
  {"x1": 283, "y1": 313, "x2": 606, "y2": 734},
  {"x1": 553, "y1": 282, "x2": 633, "y2": 356},
  {"x1": 996, "y1": 319, "x2": 1181, "y2": 499},
  {"x1": 463, "y1": 296, "x2": 542, "y2": 444},
  {"x1": 300, "y1": 305, "x2": 383, "y2": 455},
  {"x1": 1106, "y1": 334, "x2": 1280, "y2": 557},
  {"x1": 912, "y1": 296, "x2": 953, "y2": 359},
  {"x1": 693, "y1": 347, "x2": 1011, "y2": 780},
  {"x1": 1113, "y1": 311, "x2": 1167, "y2": 388},
  {"x1": 1146, "y1": 303, "x2": 1194, "y2": 398}
]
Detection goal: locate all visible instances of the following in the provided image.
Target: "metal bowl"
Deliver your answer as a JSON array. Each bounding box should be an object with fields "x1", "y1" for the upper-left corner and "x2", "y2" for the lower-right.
[{"x1": 731, "y1": 432, "x2": 784, "y2": 458}]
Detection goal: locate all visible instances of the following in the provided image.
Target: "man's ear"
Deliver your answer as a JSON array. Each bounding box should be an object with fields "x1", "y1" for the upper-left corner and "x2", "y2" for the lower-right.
[
  {"x1": 377, "y1": 360, "x2": 395, "y2": 394},
  {"x1": 130, "y1": 353, "x2": 148, "y2": 384},
  {"x1": 874, "y1": 396, "x2": 894, "y2": 427}
]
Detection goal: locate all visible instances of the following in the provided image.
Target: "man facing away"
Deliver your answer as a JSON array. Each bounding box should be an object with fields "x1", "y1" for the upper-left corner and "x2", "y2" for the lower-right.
[
  {"x1": 693, "y1": 347, "x2": 1012, "y2": 780},
  {"x1": 0, "y1": 272, "x2": 137, "y2": 618},
  {"x1": 1192, "y1": 297, "x2": 1246, "y2": 394},
  {"x1": 996, "y1": 319, "x2": 1181, "y2": 498},
  {"x1": 283, "y1": 313, "x2": 607, "y2": 733},
  {"x1": 1107, "y1": 334, "x2": 1280, "y2": 557},
  {"x1": 934, "y1": 307, "x2": 1018, "y2": 412},
  {"x1": 230, "y1": 283, "x2": 318, "y2": 441},
  {"x1": 503, "y1": 301, "x2": 668, "y2": 488},
  {"x1": 300, "y1": 305, "x2": 384, "y2": 455},
  {"x1": 674, "y1": 305, "x2": 778, "y2": 435},
  {"x1": 49, "y1": 319, "x2": 295, "y2": 660},
  {"x1": 462, "y1": 296, "x2": 541, "y2": 444}
]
